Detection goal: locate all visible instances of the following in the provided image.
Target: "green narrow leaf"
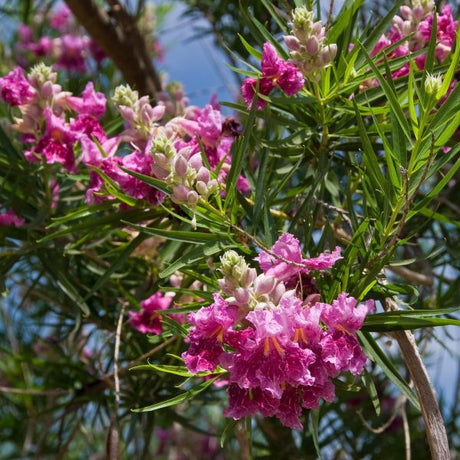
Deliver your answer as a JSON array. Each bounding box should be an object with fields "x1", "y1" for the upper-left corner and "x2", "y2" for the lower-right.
[
  {"x1": 119, "y1": 166, "x2": 171, "y2": 195},
  {"x1": 39, "y1": 253, "x2": 90, "y2": 317},
  {"x1": 220, "y1": 419, "x2": 238, "y2": 448},
  {"x1": 353, "y1": 100, "x2": 387, "y2": 191},
  {"x1": 359, "y1": 331, "x2": 420, "y2": 410},
  {"x1": 328, "y1": 0, "x2": 364, "y2": 44},
  {"x1": 159, "y1": 240, "x2": 234, "y2": 279},
  {"x1": 238, "y1": 33, "x2": 262, "y2": 60},
  {"x1": 358, "y1": 43, "x2": 413, "y2": 144},
  {"x1": 131, "y1": 377, "x2": 218, "y2": 413},
  {"x1": 421, "y1": 7, "x2": 437, "y2": 77},
  {"x1": 123, "y1": 222, "x2": 224, "y2": 244},
  {"x1": 0, "y1": 124, "x2": 20, "y2": 159},
  {"x1": 260, "y1": 0, "x2": 289, "y2": 33},
  {"x1": 362, "y1": 371, "x2": 381, "y2": 416},
  {"x1": 309, "y1": 409, "x2": 321, "y2": 459},
  {"x1": 84, "y1": 233, "x2": 148, "y2": 300}
]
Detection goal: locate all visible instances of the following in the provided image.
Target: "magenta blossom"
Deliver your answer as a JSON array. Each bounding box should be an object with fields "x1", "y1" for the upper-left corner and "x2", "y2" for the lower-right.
[
  {"x1": 320, "y1": 292, "x2": 374, "y2": 334},
  {"x1": 0, "y1": 209, "x2": 25, "y2": 227},
  {"x1": 182, "y1": 294, "x2": 239, "y2": 373},
  {"x1": 67, "y1": 82, "x2": 106, "y2": 118},
  {"x1": 50, "y1": 4, "x2": 72, "y2": 31},
  {"x1": 419, "y1": 6, "x2": 458, "y2": 62},
  {"x1": 0, "y1": 67, "x2": 35, "y2": 106},
  {"x1": 241, "y1": 42, "x2": 304, "y2": 109},
  {"x1": 129, "y1": 292, "x2": 173, "y2": 334},
  {"x1": 256, "y1": 233, "x2": 342, "y2": 281}
]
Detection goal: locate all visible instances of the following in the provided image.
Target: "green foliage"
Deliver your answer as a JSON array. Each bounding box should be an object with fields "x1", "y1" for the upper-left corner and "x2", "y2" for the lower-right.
[{"x1": 0, "y1": 0, "x2": 459, "y2": 458}]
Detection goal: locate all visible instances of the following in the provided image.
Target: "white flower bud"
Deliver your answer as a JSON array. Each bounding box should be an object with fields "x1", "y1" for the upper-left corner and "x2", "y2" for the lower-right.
[
  {"x1": 284, "y1": 35, "x2": 301, "y2": 51},
  {"x1": 172, "y1": 185, "x2": 189, "y2": 201},
  {"x1": 196, "y1": 167, "x2": 211, "y2": 184},
  {"x1": 174, "y1": 155, "x2": 188, "y2": 177},
  {"x1": 306, "y1": 36, "x2": 320, "y2": 55},
  {"x1": 424, "y1": 73, "x2": 443, "y2": 97},
  {"x1": 254, "y1": 274, "x2": 276, "y2": 295},
  {"x1": 234, "y1": 288, "x2": 250, "y2": 305},
  {"x1": 187, "y1": 190, "x2": 199, "y2": 205},
  {"x1": 195, "y1": 181, "x2": 208, "y2": 196}
]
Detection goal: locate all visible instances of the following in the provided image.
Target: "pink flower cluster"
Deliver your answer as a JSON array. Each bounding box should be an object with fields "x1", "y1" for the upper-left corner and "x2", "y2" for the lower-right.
[
  {"x1": 241, "y1": 42, "x2": 304, "y2": 110},
  {"x1": 0, "y1": 64, "x2": 106, "y2": 172},
  {"x1": 371, "y1": 3, "x2": 457, "y2": 79},
  {"x1": 0, "y1": 66, "x2": 249, "y2": 209},
  {"x1": 17, "y1": 5, "x2": 105, "y2": 72},
  {"x1": 182, "y1": 233, "x2": 374, "y2": 428}
]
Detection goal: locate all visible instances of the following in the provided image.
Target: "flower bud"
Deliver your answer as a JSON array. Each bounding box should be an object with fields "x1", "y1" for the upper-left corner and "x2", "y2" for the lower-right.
[
  {"x1": 195, "y1": 181, "x2": 208, "y2": 196},
  {"x1": 400, "y1": 5, "x2": 412, "y2": 20},
  {"x1": 172, "y1": 185, "x2": 189, "y2": 201},
  {"x1": 413, "y1": 5, "x2": 425, "y2": 21},
  {"x1": 424, "y1": 73, "x2": 443, "y2": 97},
  {"x1": 306, "y1": 36, "x2": 320, "y2": 55},
  {"x1": 241, "y1": 267, "x2": 257, "y2": 287},
  {"x1": 234, "y1": 288, "x2": 250, "y2": 305},
  {"x1": 174, "y1": 155, "x2": 188, "y2": 177},
  {"x1": 187, "y1": 190, "x2": 199, "y2": 205},
  {"x1": 189, "y1": 154, "x2": 203, "y2": 171},
  {"x1": 311, "y1": 21, "x2": 323, "y2": 36},
  {"x1": 271, "y1": 282, "x2": 286, "y2": 304},
  {"x1": 196, "y1": 166, "x2": 211, "y2": 183},
  {"x1": 28, "y1": 63, "x2": 56, "y2": 87},
  {"x1": 284, "y1": 35, "x2": 301, "y2": 51},
  {"x1": 153, "y1": 152, "x2": 169, "y2": 169},
  {"x1": 112, "y1": 84, "x2": 138, "y2": 107},
  {"x1": 254, "y1": 274, "x2": 276, "y2": 295}
]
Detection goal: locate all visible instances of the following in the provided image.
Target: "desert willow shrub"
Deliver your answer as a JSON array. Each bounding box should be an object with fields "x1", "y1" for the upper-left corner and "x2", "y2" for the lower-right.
[{"x1": 0, "y1": 0, "x2": 459, "y2": 458}]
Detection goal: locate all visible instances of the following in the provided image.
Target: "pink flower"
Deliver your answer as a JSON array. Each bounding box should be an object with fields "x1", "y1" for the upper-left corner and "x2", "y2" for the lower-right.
[
  {"x1": 67, "y1": 82, "x2": 107, "y2": 118},
  {"x1": 0, "y1": 67, "x2": 35, "y2": 106},
  {"x1": 0, "y1": 209, "x2": 25, "y2": 227},
  {"x1": 50, "y1": 4, "x2": 72, "y2": 32},
  {"x1": 419, "y1": 6, "x2": 458, "y2": 62},
  {"x1": 241, "y1": 42, "x2": 304, "y2": 109},
  {"x1": 27, "y1": 36, "x2": 53, "y2": 57},
  {"x1": 319, "y1": 292, "x2": 374, "y2": 334},
  {"x1": 24, "y1": 108, "x2": 77, "y2": 171},
  {"x1": 129, "y1": 292, "x2": 173, "y2": 334},
  {"x1": 182, "y1": 294, "x2": 239, "y2": 373},
  {"x1": 54, "y1": 34, "x2": 87, "y2": 72},
  {"x1": 70, "y1": 114, "x2": 107, "y2": 142},
  {"x1": 256, "y1": 233, "x2": 342, "y2": 281},
  {"x1": 241, "y1": 77, "x2": 274, "y2": 110}
]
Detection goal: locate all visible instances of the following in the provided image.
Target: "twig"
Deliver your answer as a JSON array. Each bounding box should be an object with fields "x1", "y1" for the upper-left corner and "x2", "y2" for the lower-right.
[
  {"x1": 325, "y1": 0, "x2": 335, "y2": 32},
  {"x1": 386, "y1": 298, "x2": 450, "y2": 460},
  {"x1": 357, "y1": 394, "x2": 406, "y2": 434},
  {"x1": 106, "y1": 302, "x2": 125, "y2": 460},
  {"x1": 113, "y1": 302, "x2": 126, "y2": 407},
  {"x1": 386, "y1": 265, "x2": 433, "y2": 287},
  {"x1": 0, "y1": 386, "x2": 71, "y2": 396},
  {"x1": 235, "y1": 420, "x2": 251, "y2": 460},
  {"x1": 401, "y1": 401, "x2": 412, "y2": 460}
]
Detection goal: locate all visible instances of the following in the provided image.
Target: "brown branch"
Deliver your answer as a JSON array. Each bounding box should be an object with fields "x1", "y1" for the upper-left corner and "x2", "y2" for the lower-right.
[
  {"x1": 386, "y1": 299, "x2": 450, "y2": 460},
  {"x1": 386, "y1": 265, "x2": 433, "y2": 287},
  {"x1": 64, "y1": 0, "x2": 162, "y2": 98}
]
